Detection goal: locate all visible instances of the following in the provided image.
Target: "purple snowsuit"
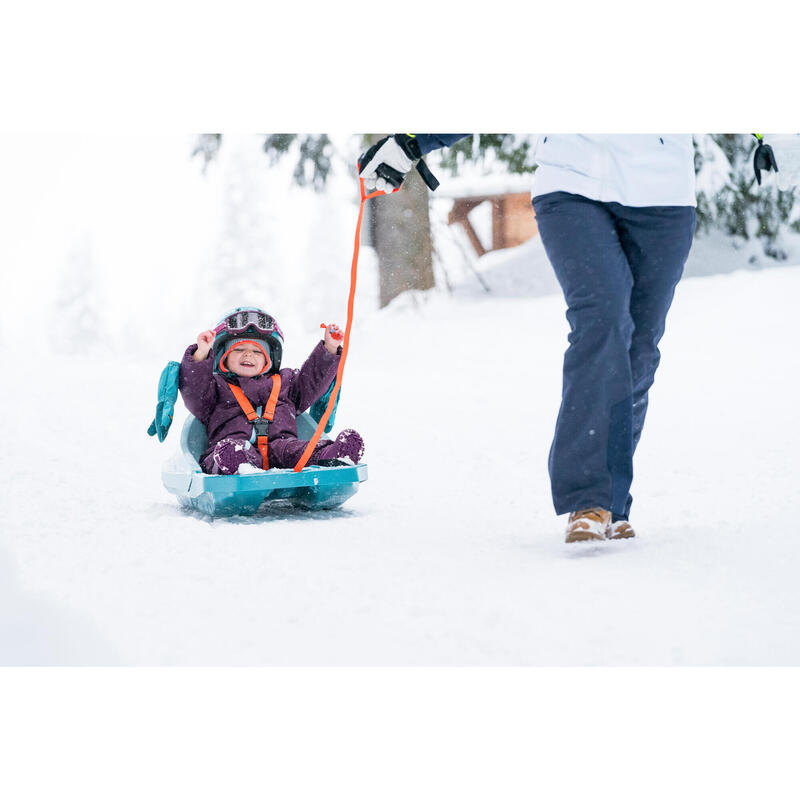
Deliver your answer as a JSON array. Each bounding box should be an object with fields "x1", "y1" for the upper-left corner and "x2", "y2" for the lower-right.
[{"x1": 180, "y1": 341, "x2": 344, "y2": 473}]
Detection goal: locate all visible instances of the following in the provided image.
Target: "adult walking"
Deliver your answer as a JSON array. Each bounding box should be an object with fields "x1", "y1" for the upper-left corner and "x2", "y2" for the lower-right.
[{"x1": 358, "y1": 134, "x2": 774, "y2": 543}]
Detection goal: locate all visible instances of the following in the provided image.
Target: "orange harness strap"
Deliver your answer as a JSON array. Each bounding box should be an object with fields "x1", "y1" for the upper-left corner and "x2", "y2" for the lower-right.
[
  {"x1": 228, "y1": 382, "x2": 257, "y2": 420},
  {"x1": 228, "y1": 375, "x2": 282, "y2": 469},
  {"x1": 263, "y1": 375, "x2": 281, "y2": 420}
]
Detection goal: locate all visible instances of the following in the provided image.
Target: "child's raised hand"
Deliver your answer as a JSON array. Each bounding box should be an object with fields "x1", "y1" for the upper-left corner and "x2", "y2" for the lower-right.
[
  {"x1": 194, "y1": 329, "x2": 215, "y2": 361},
  {"x1": 320, "y1": 323, "x2": 344, "y2": 354}
]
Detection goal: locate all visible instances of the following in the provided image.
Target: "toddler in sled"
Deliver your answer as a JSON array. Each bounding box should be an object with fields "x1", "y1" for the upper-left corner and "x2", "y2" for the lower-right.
[{"x1": 179, "y1": 306, "x2": 365, "y2": 475}]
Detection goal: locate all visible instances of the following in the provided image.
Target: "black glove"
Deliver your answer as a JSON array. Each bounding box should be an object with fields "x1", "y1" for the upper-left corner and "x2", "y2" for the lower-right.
[{"x1": 753, "y1": 135, "x2": 779, "y2": 185}]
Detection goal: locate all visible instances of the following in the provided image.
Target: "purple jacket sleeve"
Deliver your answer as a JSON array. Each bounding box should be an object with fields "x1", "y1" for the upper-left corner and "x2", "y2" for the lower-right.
[
  {"x1": 178, "y1": 344, "x2": 218, "y2": 423},
  {"x1": 288, "y1": 340, "x2": 340, "y2": 413}
]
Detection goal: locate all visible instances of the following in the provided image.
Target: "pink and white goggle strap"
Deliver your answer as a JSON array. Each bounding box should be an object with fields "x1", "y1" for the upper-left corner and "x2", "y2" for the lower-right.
[{"x1": 213, "y1": 310, "x2": 283, "y2": 340}]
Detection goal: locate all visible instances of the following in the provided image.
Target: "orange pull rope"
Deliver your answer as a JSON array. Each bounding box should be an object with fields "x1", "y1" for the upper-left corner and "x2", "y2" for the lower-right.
[{"x1": 293, "y1": 176, "x2": 389, "y2": 471}]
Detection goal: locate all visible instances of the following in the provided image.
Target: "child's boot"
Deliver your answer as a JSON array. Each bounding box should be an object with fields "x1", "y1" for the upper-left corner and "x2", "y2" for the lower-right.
[
  {"x1": 564, "y1": 507, "x2": 611, "y2": 543},
  {"x1": 317, "y1": 429, "x2": 365, "y2": 465},
  {"x1": 211, "y1": 437, "x2": 263, "y2": 474}
]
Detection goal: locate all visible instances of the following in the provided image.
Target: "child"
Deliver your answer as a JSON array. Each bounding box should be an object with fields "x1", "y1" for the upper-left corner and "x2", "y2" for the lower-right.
[{"x1": 179, "y1": 306, "x2": 365, "y2": 475}]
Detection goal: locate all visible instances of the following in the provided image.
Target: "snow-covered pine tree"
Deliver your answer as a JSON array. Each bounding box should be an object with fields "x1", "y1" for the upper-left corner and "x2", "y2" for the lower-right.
[
  {"x1": 194, "y1": 139, "x2": 283, "y2": 317},
  {"x1": 690, "y1": 134, "x2": 795, "y2": 259},
  {"x1": 261, "y1": 134, "x2": 333, "y2": 191}
]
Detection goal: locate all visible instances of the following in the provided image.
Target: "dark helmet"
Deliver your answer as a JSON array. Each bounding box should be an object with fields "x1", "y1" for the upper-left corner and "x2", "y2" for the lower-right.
[{"x1": 211, "y1": 306, "x2": 284, "y2": 376}]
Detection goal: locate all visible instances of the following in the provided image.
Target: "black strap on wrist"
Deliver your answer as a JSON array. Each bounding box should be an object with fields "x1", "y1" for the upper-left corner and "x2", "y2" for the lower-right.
[
  {"x1": 415, "y1": 158, "x2": 440, "y2": 191},
  {"x1": 395, "y1": 134, "x2": 423, "y2": 160},
  {"x1": 394, "y1": 134, "x2": 440, "y2": 191}
]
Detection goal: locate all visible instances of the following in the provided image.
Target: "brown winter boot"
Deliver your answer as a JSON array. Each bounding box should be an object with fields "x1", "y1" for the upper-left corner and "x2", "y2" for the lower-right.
[
  {"x1": 607, "y1": 520, "x2": 636, "y2": 539},
  {"x1": 564, "y1": 507, "x2": 611, "y2": 543}
]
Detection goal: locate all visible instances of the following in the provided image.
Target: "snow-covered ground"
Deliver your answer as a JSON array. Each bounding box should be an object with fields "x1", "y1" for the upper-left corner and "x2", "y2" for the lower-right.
[{"x1": 2, "y1": 239, "x2": 799, "y2": 665}]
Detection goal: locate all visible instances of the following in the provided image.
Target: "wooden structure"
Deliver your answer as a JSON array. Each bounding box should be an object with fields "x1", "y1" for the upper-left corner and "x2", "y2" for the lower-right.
[{"x1": 448, "y1": 192, "x2": 538, "y2": 257}]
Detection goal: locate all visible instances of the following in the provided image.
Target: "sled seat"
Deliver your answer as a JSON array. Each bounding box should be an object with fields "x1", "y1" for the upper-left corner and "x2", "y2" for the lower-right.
[{"x1": 161, "y1": 413, "x2": 368, "y2": 517}]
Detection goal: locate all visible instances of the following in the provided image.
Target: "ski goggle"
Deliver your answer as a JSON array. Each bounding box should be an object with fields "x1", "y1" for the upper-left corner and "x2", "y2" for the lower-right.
[{"x1": 214, "y1": 310, "x2": 282, "y2": 339}]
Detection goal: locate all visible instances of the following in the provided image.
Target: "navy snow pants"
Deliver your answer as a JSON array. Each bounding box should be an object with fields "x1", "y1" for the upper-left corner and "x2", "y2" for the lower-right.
[{"x1": 532, "y1": 191, "x2": 696, "y2": 519}]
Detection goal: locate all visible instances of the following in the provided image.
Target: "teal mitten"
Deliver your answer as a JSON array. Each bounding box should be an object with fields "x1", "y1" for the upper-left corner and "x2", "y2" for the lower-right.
[
  {"x1": 310, "y1": 377, "x2": 341, "y2": 434},
  {"x1": 147, "y1": 361, "x2": 181, "y2": 442}
]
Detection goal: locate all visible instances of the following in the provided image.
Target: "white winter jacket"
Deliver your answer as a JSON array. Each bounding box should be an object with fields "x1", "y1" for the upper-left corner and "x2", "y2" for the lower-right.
[{"x1": 531, "y1": 134, "x2": 696, "y2": 207}]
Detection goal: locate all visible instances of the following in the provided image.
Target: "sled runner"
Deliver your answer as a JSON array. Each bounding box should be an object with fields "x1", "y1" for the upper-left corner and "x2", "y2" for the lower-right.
[{"x1": 161, "y1": 411, "x2": 368, "y2": 517}]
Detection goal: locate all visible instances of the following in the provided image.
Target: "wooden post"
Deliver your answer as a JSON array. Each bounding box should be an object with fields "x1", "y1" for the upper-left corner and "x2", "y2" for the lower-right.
[{"x1": 448, "y1": 198, "x2": 487, "y2": 257}]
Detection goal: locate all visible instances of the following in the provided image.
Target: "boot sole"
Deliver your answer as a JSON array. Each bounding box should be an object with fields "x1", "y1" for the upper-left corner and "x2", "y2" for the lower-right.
[
  {"x1": 565, "y1": 530, "x2": 607, "y2": 543},
  {"x1": 607, "y1": 530, "x2": 636, "y2": 540}
]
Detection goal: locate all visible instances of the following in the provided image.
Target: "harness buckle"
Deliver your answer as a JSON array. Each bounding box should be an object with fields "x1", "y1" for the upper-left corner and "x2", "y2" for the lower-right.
[{"x1": 251, "y1": 419, "x2": 270, "y2": 437}]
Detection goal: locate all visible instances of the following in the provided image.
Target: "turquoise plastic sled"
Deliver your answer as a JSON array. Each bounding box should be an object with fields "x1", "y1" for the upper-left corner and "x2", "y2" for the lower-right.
[{"x1": 162, "y1": 412, "x2": 368, "y2": 517}]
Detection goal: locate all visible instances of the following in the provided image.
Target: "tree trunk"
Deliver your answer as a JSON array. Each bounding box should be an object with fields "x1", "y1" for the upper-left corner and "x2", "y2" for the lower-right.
[{"x1": 371, "y1": 165, "x2": 435, "y2": 308}]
